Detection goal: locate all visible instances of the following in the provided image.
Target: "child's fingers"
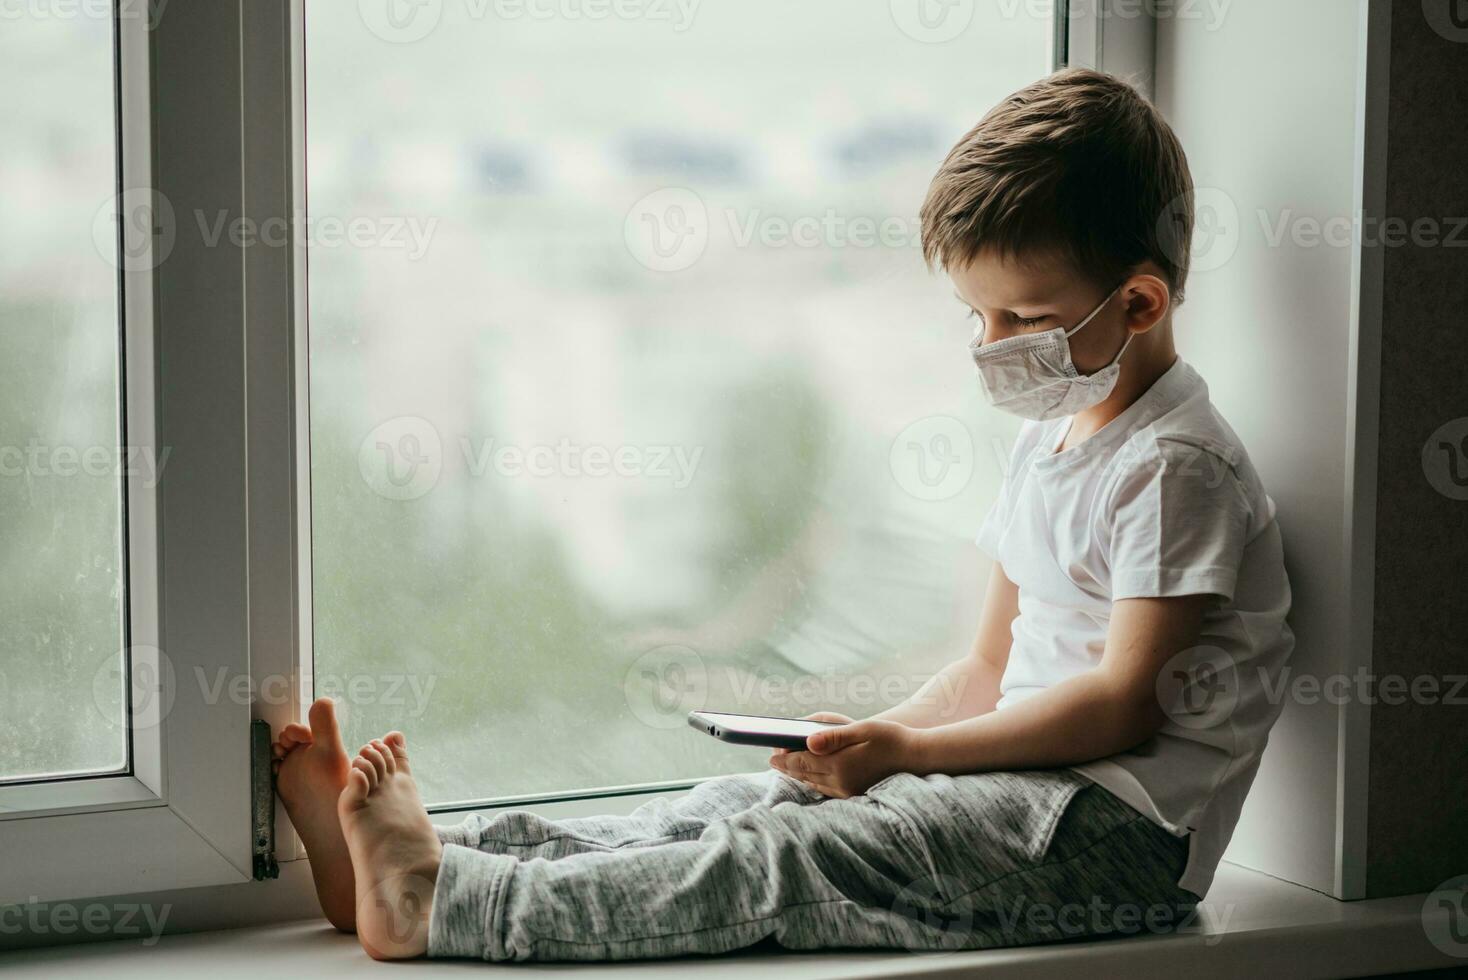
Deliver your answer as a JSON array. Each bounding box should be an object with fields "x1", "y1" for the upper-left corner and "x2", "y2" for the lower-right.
[
  {"x1": 803, "y1": 780, "x2": 846, "y2": 799},
  {"x1": 775, "y1": 753, "x2": 830, "y2": 778}
]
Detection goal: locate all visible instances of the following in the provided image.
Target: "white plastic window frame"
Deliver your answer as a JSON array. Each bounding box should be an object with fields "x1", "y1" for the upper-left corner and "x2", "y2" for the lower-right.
[
  {"x1": 1056, "y1": 0, "x2": 1158, "y2": 94},
  {"x1": 0, "y1": 0, "x2": 299, "y2": 905}
]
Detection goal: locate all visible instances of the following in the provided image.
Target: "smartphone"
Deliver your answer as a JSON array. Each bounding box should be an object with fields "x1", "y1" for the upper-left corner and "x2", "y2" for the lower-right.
[{"x1": 687, "y1": 710, "x2": 842, "y2": 751}]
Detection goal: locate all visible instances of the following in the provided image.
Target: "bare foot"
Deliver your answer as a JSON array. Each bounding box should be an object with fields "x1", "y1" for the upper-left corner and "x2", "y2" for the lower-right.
[
  {"x1": 339, "y1": 732, "x2": 443, "y2": 960},
  {"x1": 272, "y1": 697, "x2": 356, "y2": 931}
]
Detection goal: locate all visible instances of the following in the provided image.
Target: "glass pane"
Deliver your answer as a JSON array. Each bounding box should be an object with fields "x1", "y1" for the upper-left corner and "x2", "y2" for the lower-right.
[
  {"x1": 0, "y1": 13, "x2": 128, "y2": 779},
  {"x1": 307, "y1": 2, "x2": 1046, "y2": 804}
]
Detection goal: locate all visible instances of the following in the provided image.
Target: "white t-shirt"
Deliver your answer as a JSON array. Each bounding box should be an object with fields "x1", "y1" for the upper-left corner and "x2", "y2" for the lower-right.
[{"x1": 977, "y1": 358, "x2": 1294, "y2": 898}]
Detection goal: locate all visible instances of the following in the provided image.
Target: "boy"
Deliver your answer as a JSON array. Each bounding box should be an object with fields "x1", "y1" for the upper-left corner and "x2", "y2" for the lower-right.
[{"x1": 273, "y1": 68, "x2": 1293, "y2": 961}]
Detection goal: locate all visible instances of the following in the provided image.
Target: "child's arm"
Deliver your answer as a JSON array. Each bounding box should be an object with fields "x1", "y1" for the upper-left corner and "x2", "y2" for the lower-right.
[
  {"x1": 872, "y1": 562, "x2": 1019, "y2": 729},
  {"x1": 899, "y1": 594, "x2": 1207, "y2": 773},
  {"x1": 771, "y1": 593, "x2": 1207, "y2": 798}
]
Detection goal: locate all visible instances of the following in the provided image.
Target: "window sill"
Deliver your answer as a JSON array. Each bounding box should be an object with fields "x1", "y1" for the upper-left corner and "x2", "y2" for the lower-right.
[{"x1": 0, "y1": 862, "x2": 1459, "y2": 978}]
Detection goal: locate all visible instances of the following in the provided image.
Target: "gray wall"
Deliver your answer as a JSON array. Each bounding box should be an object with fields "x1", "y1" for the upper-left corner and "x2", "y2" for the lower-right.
[
  {"x1": 1155, "y1": 0, "x2": 1365, "y2": 896},
  {"x1": 1364, "y1": 0, "x2": 1468, "y2": 900},
  {"x1": 1157, "y1": 0, "x2": 1468, "y2": 901}
]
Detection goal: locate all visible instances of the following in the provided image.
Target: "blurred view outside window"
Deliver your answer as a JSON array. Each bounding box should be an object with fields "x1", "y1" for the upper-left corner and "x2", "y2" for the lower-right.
[
  {"x1": 309, "y1": 0, "x2": 1048, "y2": 803},
  {"x1": 1, "y1": 13, "x2": 127, "y2": 780}
]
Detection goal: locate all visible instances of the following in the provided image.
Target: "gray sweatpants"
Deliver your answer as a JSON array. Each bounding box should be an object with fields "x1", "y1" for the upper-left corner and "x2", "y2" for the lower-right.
[{"x1": 428, "y1": 768, "x2": 1196, "y2": 962}]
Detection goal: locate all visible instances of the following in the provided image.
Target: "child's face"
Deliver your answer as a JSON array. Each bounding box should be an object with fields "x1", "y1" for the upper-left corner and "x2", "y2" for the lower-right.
[{"x1": 950, "y1": 249, "x2": 1131, "y2": 376}]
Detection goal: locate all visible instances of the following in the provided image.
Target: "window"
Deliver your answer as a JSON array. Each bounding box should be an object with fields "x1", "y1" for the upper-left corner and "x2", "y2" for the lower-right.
[
  {"x1": 0, "y1": 0, "x2": 1383, "y2": 925},
  {"x1": 0, "y1": 3, "x2": 259, "y2": 907},
  {"x1": 0, "y1": 0, "x2": 1171, "y2": 913},
  {"x1": 304, "y1": 1, "x2": 1051, "y2": 805},
  {"x1": 0, "y1": 2, "x2": 128, "y2": 782}
]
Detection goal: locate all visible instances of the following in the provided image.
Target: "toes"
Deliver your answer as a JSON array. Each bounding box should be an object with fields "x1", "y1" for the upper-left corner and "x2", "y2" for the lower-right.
[
  {"x1": 281, "y1": 722, "x2": 312, "y2": 743},
  {"x1": 352, "y1": 755, "x2": 379, "y2": 791},
  {"x1": 308, "y1": 698, "x2": 346, "y2": 754},
  {"x1": 341, "y1": 767, "x2": 370, "y2": 809},
  {"x1": 359, "y1": 744, "x2": 389, "y2": 782},
  {"x1": 274, "y1": 723, "x2": 313, "y2": 757},
  {"x1": 370, "y1": 739, "x2": 395, "y2": 774},
  {"x1": 383, "y1": 732, "x2": 410, "y2": 772}
]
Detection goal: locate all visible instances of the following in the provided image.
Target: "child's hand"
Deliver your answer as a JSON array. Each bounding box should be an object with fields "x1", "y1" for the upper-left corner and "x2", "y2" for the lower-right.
[
  {"x1": 767, "y1": 712, "x2": 853, "y2": 762},
  {"x1": 768, "y1": 718, "x2": 916, "y2": 799}
]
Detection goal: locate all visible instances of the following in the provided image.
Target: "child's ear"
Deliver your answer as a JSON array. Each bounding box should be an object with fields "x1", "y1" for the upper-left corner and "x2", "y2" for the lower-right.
[{"x1": 1121, "y1": 273, "x2": 1172, "y2": 334}]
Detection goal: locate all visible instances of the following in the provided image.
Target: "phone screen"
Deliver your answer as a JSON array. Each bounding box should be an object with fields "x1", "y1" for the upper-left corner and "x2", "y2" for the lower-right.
[{"x1": 694, "y1": 712, "x2": 839, "y2": 738}]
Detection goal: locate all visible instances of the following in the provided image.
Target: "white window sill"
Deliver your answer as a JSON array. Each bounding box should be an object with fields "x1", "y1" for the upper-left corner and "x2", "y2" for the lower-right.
[{"x1": 0, "y1": 863, "x2": 1459, "y2": 978}]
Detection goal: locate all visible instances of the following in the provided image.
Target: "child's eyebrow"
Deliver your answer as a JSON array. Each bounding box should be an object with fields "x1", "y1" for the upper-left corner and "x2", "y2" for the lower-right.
[{"x1": 954, "y1": 291, "x2": 1049, "y2": 312}]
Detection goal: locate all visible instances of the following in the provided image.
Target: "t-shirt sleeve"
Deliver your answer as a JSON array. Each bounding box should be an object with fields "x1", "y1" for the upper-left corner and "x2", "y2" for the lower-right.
[{"x1": 1104, "y1": 438, "x2": 1254, "y2": 603}]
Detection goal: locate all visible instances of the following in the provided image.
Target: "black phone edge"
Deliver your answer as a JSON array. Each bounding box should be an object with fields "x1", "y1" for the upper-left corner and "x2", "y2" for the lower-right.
[{"x1": 686, "y1": 712, "x2": 814, "y2": 751}]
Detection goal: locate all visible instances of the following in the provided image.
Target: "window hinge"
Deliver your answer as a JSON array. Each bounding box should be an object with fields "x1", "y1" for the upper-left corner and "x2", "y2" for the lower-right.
[{"x1": 251, "y1": 719, "x2": 280, "y2": 880}]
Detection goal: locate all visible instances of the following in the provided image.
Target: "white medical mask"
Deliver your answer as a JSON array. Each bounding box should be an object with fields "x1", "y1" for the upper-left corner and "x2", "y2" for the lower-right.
[{"x1": 968, "y1": 285, "x2": 1130, "y2": 421}]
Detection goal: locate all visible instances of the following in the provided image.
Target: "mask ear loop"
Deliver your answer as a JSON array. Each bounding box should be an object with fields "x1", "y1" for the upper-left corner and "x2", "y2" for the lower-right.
[
  {"x1": 1063, "y1": 284, "x2": 1124, "y2": 339},
  {"x1": 1065, "y1": 284, "x2": 1133, "y2": 384}
]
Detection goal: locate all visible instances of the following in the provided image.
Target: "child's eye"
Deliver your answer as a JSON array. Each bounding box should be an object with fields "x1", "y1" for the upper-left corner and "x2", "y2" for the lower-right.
[{"x1": 1013, "y1": 315, "x2": 1048, "y2": 329}]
